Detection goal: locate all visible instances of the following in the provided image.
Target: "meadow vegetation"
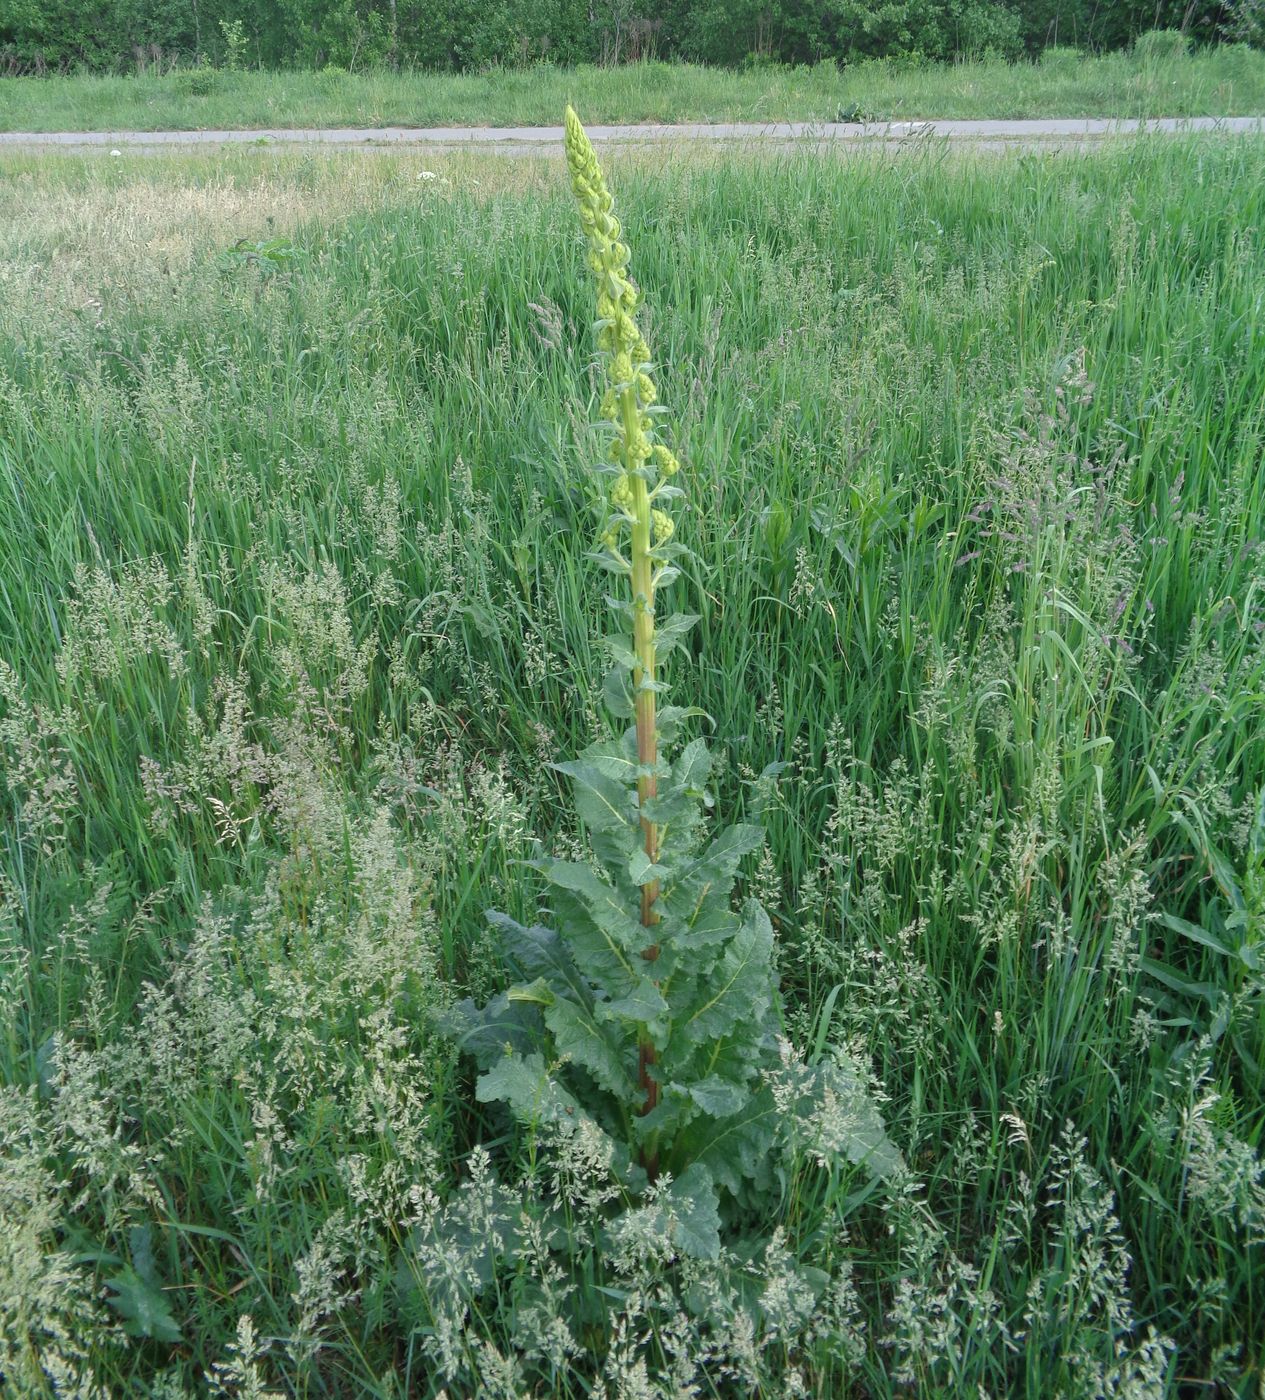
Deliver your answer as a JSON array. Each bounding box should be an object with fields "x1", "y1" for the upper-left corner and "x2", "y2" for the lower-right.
[
  {"x1": 0, "y1": 133, "x2": 1263, "y2": 1395},
  {"x1": 1, "y1": 44, "x2": 1264, "y2": 132}
]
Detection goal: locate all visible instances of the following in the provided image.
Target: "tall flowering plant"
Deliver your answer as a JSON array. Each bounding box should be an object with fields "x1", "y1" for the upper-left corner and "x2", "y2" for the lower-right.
[{"x1": 457, "y1": 110, "x2": 894, "y2": 1242}]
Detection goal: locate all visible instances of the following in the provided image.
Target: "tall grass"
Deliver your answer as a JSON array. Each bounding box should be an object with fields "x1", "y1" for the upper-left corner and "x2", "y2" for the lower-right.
[
  {"x1": 1, "y1": 45, "x2": 1264, "y2": 132},
  {"x1": 0, "y1": 138, "x2": 1262, "y2": 1393}
]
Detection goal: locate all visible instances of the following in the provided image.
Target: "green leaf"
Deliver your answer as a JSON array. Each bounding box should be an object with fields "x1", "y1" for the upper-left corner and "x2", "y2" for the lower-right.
[
  {"x1": 1161, "y1": 910, "x2": 1231, "y2": 958},
  {"x1": 654, "y1": 612, "x2": 700, "y2": 657},
  {"x1": 665, "y1": 824, "x2": 765, "y2": 912},
  {"x1": 508, "y1": 977, "x2": 556, "y2": 1007},
  {"x1": 553, "y1": 758, "x2": 636, "y2": 834},
  {"x1": 679, "y1": 1086, "x2": 781, "y2": 1199},
  {"x1": 477, "y1": 1052, "x2": 584, "y2": 1126},
  {"x1": 663, "y1": 1163, "x2": 722, "y2": 1261},
  {"x1": 811, "y1": 1054, "x2": 903, "y2": 1178},
  {"x1": 1250, "y1": 788, "x2": 1265, "y2": 863},
  {"x1": 571, "y1": 741, "x2": 641, "y2": 783},
  {"x1": 602, "y1": 636, "x2": 641, "y2": 671},
  {"x1": 628, "y1": 847, "x2": 667, "y2": 887},
  {"x1": 1141, "y1": 956, "x2": 1221, "y2": 1007},
  {"x1": 603, "y1": 665, "x2": 635, "y2": 719},
  {"x1": 677, "y1": 902, "x2": 776, "y2": 1050},
  {"x1": 105, "y1": 1265, "x2": 183, "y2": 1344},
  {"x1": 601, "y1": 980, "x2": 670, "y2": 1036},
  {"x1": 445, "y1": 991, "x2": 543, "y2": 1069},
  {"x1": 685, "y1": 1076, "x2": 747, "y2": 1118},
  {"x1": 545, "y1": 998, "x2": 638, "y2": 1100},
  {"x1": 642, "y1": 786, "x2": 704, "y2": 828},
  {"x1": 672, "y1": 737, "x2": 712, "y2": 791},
  {"x1": 485, "y1": 913, "x2": 600, "y2": 1018},
  {"x1": 536, "y1": 858, "x2": 642, "y2": 940},
  {"x1": 657, "y1": 705, "x2": 713, "y2": 742}
]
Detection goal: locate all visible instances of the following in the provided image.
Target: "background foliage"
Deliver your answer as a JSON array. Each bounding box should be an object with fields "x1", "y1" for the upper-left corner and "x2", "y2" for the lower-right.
[
  {"x1": 0, "y1": 0, "x2": 1256, "y2": 74},
  {"x1": 0, "y1": 134, "x2": 1262, "y2": 1394}
]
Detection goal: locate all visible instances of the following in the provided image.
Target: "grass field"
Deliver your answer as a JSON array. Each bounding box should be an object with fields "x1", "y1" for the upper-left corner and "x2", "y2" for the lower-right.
[
  {"x1": 2, "y1": 134, "x2": 1264, "y2": 1395},
  {"x1": 2, "y1": 45, "x2": 1265, "y2": 132}
]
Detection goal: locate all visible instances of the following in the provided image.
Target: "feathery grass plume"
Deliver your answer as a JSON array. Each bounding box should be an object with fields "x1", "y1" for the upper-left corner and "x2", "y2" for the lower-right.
[{"x1": 456, "y1": 109, "x2": 896, "y2": 1236}]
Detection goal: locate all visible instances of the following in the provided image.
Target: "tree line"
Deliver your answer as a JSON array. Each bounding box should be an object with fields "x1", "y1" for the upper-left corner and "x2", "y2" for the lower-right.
[{"x1": 0, "y1": 0, "x2": 1251, "y2": 77}]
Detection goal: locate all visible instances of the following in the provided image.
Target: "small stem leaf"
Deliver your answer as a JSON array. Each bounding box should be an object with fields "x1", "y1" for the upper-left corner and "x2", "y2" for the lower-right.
[
  {"x1": 602, "y1": 636, "x2": 641, "y2": 671},
  {"x1": 654, "y1": 612, "x2": 701, "y2": 657},
  {"x1": 656, "y1": 705, "x2": 714, "y2": 742},
  {"x1": 628, "y1": 847, "x2": 668, "y2": 887},
  {"x1": 602, "y1": 665, "x2": 636, "y2": 719},
  {"x1": 672, "y1": 737, "x2": 713, "y2": 791},
  {"x1": 600, "y1": 980, "x2": 671, "y2": 1038},
  {"x1": 552, "y1": 757, "x2": 638, "y2": 833}
]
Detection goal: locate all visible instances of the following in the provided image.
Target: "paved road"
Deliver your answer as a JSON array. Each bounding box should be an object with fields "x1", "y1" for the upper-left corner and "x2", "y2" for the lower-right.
[{"x1": 2, "y1": 115, "x2": 1262, "y2": 153}]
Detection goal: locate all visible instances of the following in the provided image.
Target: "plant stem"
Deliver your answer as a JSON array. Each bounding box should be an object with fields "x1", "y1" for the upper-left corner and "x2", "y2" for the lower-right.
[{"x1": 625, "y1": 388, "x2": 661, "y2": 1164}]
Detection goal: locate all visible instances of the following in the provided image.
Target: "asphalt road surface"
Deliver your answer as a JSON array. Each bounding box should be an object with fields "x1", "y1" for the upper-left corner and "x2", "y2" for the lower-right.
[{"x1": 2, "y1": 115, "x2": 1262, "y2": 154}]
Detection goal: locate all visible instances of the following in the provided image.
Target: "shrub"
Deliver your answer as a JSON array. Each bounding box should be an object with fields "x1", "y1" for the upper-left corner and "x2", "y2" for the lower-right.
[
  {"x1": 1133, "y1": 27, "x2": 1193, "y2": 62},
  {"x1": 174, "y1": 68, "x2": 218, "y2": 96},
  {"x1": 1039, "y1": 42, "x2": 1084, "y2": 67}
]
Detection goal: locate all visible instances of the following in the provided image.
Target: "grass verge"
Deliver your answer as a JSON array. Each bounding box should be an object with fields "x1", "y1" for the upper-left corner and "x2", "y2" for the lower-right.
[{"x1": 1, "y1": 47, "x2": 1264, "y2": 132}]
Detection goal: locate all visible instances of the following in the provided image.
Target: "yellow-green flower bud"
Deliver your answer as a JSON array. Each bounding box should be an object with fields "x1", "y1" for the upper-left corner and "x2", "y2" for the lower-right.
[
  {"x1": 652, "y1": 510, "x2": 674, "y2": 542},
  {"x1": 651, "y1": 445, "x2": 680, "y2": 476}
]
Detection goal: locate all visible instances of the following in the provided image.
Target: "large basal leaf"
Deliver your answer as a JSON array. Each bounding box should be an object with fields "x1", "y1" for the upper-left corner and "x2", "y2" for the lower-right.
[
  {"x1": 676, "y1": 1086, "x2": 782, "y2": 1200},
  {"x1": 664, "y1": 1163, "x2": 722, "y2": 1260},
  {"x1": 684, "y1": 1075, "x2": 748, "y2": 1118},
  {"x1": 608, "y1": 1163, "x2": 722, "y2": 1263},
  {"x1": 545, "y1": 997, "x2": 639, "y2": 1100},
  {"x1": 446, "y1": 992, "x2": 543, "y2": 1070},
  {"x1": 477, "y1": 1052, "x2": 584, "y2": 1127},
  {"x1": 810, "y1": 1054, "x2": 903, "y2": 1179},
  {"x1": 487, "y1": 912, "x2": 596, "y2": 1011}
]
